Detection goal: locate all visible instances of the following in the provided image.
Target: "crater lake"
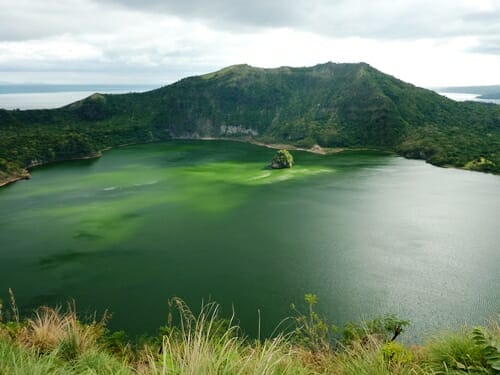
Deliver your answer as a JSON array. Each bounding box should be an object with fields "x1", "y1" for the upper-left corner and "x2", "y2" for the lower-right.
[{"x1": 0, "y1": 140, "x2": 498, "y2": 342}]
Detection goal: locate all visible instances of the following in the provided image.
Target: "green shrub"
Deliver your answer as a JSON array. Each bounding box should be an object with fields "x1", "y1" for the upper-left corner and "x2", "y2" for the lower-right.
[
  {"x1": 0, "y1": 339, "x2": 61, "y2": 375},
  {"x1": 425, "y1": 331, "x2": 487, "y2": 373},
  {"x1": 471, "y1": 326, "x2": 500, "y2": 372},
  {"x1": 291, "y1": 293, "x2": 337, "y2": 352},
  {"x1": 100, "y1": 329, "x2": 129, "y2": 356},
  {"x1": 327, "y1": 339, "x2": 424, "y2": 375},
  {"x1": 381, "y1": 341, "x2": 413, "y2": 365},
  {"x1": 71, "y1": 349, "x2": 132, "y2": 375},
  {"x1": 342, "y1": 315, "x2": 409, "y2": 345},
  {"x1": 271, "y1": 149, "x2": 294, "y2": 169},
  {"x1": 464, "y1": 157, "x2": 496, "y2": 172}
]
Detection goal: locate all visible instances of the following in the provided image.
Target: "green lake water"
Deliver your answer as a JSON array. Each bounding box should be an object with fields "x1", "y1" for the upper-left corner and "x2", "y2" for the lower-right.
[{"x1": 0, "y1": 140, "x2": 498, "y2": 342}]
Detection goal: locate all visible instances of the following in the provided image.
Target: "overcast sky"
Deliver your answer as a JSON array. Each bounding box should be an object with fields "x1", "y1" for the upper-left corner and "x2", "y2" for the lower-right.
[{"x1": 1, "y1": 0, "x2": 499, "y2": 87}]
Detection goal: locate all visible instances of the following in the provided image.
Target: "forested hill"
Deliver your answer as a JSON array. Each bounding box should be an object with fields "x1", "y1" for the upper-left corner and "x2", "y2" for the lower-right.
[{"x1": 1, "y1": 62, "x2": 499, "y2": 184}]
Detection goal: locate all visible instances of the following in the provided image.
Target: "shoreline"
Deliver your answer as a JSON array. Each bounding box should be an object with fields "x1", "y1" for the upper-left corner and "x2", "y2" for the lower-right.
[
  {"x1": 0, "y1": 151, "x2": 103, "y2": 189},
  {"x1": 0, "y1": 138, "x2": 345, "y2": 189},
  {"x1": 193, "y1": 136, "x2": 345, "y2": 155},
  {"x1": 248, "y1": 140, "x2": 334, "y2": 155},
  {"x1": 0, "y1": 170, "x2": 31, "y2": 188},
  {"x1": 1, "y1": 138, "x2": 496, "y2": 189}
]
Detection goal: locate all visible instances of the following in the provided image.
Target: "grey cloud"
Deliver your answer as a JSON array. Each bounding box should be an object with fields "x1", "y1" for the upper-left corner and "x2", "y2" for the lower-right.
[
  {"x1": 3, "y1": 0, "x2": 500, "y2": 43},
  {"x1": 465, "y1": 9, "x2": 500, "y2": 55},
  {"x1": 463, "y1": 10, "x2": 500, "y2": 23},
  {"x1": 97, "y1": 0, "x2": 500, "y2": 40},
  {"x1": 0, "y1": 0, "x2": 133, "y2": 41},
  {"x1": 469, "y1": 38, "x2": 500, "y2": 55},
  {"x1": 96, "y1": 0, "x2": 305, "y2": 29}
]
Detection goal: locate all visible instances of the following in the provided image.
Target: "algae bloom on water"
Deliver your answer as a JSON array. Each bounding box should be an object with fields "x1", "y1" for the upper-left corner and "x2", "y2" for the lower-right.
[{"x1": 271, "y1": 149, "x2": 294, "y2": 169}]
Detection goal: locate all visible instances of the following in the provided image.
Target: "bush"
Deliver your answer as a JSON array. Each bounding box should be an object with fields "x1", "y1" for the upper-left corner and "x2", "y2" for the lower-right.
[
  {"x1": 381, "y1": 341, "x2": 413, "y2": 365},
  {"x1": 471, "y1": 325, "x2": 500, "y2": 372},
  {"x1": 271, "y1": 149, "x2": 294, "y2": 169},
  {"x1": 425, "y1": 331, "x2": 487, "y2": 373},
  {"x1": 464, "y1": 157, "x2": 496, "y2": 172},
  {"x1": 342, "y1": 315, "x2": 410, "y2": 345},
  {"x1": 291, "y1": 293, "x2": 337, "y2": 352}
]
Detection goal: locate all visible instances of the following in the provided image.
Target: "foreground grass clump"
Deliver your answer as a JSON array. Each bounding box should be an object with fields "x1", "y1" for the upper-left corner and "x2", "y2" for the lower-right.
[
  {"x1": 425, "y1": 322, "x2": 500, "y2": 374},
  {"x1": 143, "y1": 297, "x2": 304, "y2": 374},
  {"x1": 0, "y1": 292, "x2": 498, "y2": 374}
]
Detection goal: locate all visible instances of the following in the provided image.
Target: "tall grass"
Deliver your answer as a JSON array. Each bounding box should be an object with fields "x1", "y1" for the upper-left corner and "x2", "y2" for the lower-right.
[
  {"x1": 0, "y1": 339, "x2": 61, "y2": 375},
  {"x1": 323, "y1": 338, "x2": 429, "y2": 375},
  {"x1": 425, "y1": 331, "x2": 485, "y2": 373},
  {"x1": 19, "y1": 303, "x2": 105, "y2": 359},
  {"x1": 0, "y1": 337, "x2": 132, "y2": 375},
  {"x1": 0, "y1": 294, "x2": 498, "y2": 375},
  {"x1": 143, "y1": 297, "x2": 305, "y2": 375},
  {"x1": 424, "y1": 319, "x2": 500, "y2": 374}
]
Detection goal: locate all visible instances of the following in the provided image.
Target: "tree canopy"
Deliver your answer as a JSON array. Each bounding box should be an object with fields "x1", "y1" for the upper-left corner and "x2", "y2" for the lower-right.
[{"x1": 271, "y1": 149, "x2": 294, "y2": 169}]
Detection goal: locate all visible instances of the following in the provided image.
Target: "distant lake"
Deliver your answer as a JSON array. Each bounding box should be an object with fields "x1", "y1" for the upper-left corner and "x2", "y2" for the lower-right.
[
  {"x1": 0, "y1": 141, "x2": 498, "y2": 342},
  {"x1": 438, "y1": 92, "x2": 500, "y2": 105},
  {"x1": 0, "y1": 84, "x2": 158, "y2": 109}
]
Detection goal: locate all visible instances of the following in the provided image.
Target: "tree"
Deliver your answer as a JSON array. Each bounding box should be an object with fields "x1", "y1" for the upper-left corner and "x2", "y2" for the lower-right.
[{"x1": 271, "y1": 149, "x2": 294, "y2": 169}]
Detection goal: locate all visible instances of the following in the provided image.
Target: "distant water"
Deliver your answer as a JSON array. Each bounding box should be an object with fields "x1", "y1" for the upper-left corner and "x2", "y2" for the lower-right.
[
  {"x1": 3, "y1": 84, "x2": 499, "y2": 110},
  {"x1": 0, "y1": 84, "x2": 158, "y2": 110},
  {"x1": 438, "y1": 92, "x2": 500, "y2": 105},
  {"x1": 0, "y1": 140, "x2": 498, "y2": 342}
]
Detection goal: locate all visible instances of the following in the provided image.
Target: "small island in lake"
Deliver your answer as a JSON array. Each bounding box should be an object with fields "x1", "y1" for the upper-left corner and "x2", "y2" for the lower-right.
[{"x1": 271, "y1": 149, "x2": 294, "y2": 169}]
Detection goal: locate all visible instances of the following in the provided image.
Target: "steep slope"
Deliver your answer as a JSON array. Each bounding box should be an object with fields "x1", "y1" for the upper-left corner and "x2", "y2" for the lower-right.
[
  {"x1": 1, "y1": 62, "x2": 499, "y2": 185},
  {"x1": 143, "y1": 63, "x2": 410, "y2": 147}
]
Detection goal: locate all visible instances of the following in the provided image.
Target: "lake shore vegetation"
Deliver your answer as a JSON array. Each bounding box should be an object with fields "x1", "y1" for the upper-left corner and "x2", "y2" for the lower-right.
[{"x1": 1, "y1": 293, "x2": 498, "y2": 374}]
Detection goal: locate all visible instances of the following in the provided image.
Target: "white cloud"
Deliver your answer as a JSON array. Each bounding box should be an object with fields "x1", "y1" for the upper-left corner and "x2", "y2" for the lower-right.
[
  {"x1": 0, "y1": 0, "x2": 499, "y2": 86},
  {"x1": 0, "y1": 39, "x2": 102, "y2": 62}
]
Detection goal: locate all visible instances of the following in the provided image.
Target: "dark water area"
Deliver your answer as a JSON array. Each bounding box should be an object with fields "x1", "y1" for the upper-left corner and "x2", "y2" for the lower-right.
[{"x1": 0, "y1": 141, "x2": 498, "y2": 342}]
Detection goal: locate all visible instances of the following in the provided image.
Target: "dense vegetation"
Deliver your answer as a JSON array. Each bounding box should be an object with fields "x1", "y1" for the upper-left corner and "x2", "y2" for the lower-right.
[
  {"x1": 1, "y1": 63, "x2": 500, "y2": 185},
  {"x1": 271, "y1": 149, "x2": 294, "y2": 169},
  {"x1": 0, "y1": 292, "x2": 498, "y2": 374}
]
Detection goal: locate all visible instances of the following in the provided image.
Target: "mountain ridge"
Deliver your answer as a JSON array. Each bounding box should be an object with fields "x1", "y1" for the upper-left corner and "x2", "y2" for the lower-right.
[{"x1": 1, "y1": 62, "x2": 499, "y2": 185}]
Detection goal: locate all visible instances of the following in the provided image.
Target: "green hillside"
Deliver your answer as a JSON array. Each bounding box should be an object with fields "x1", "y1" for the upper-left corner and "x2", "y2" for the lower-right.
[{"x1": 1, "y1": 62, "x2": 499, "y2": 185}]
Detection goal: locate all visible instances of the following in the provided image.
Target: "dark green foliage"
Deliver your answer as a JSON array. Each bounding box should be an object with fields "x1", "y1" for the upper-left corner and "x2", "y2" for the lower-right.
[
  {"x1": 381, "y1": 341, "x2": 413, "y2": 365},
  {"x1": 271, "y1": 149, "x2": 294, "y2": 168},
  {"x1": 58, "y1": 332, "x2": 81, "y2": 361},
  {"x1": 1, "y1": 62, "x2": 500, "y2": 185},
  {"x1": 464, "y1": 157, "x2": 497, "y2": 173},
  {"x1": 472, "y1": 327, "x2": 500, "y2": 372},
  {"x1": 342, "y1": 315, "x2": 410, "y2": 345},
  {"x1": 291, "y1": 294, "x2": 409, "y2": 353},
  {"x1": 426, "y1": 331, "x2": 489, "y2": 373},
  {"x1": 100, "y1": 330, "x2": 129, "y2": 356},
  {"x1": 0, "y1": 158, "x2": 23, "y2": 175}
]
